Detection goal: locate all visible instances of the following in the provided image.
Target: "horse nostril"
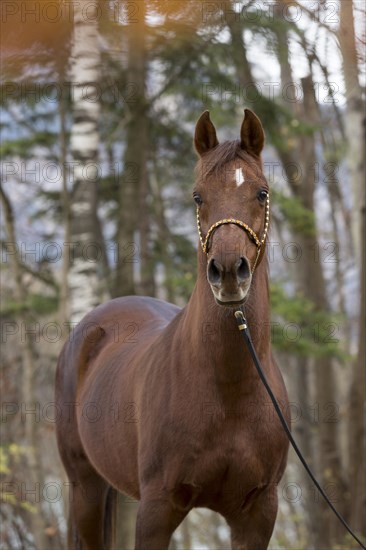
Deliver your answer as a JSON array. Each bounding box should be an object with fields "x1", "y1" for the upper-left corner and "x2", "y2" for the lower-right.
[
  {"x1": 207, "y1": 258, "x2": 222, "y2": 286},
  {"x1": 236, "y1": 257, "x2": 251, "y2": 283}
]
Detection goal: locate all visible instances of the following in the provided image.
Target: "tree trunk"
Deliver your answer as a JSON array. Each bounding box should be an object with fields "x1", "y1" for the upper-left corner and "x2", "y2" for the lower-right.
[
  {"x1": 0, "y1": 185, "x2": 49, "y2": 550},
  {"x1": 115, "y1": 1, "x2": 155, "y2": 297},
  {"x1": 339, "y1": 2, "x2": 366, "y2": 536},
  {"x1": 272, "y1": 17, "x2": 349, "y2": 545},
  {"x1": 338, "y1": 0, "x2": 365, "y2": 265},
  {"x1": 349, "y1": 191, "x2": 366, "y2": 535},
  {"x1": 68, "y1": 0, "x2": 102, "y2": 324},
  {"x1": 150, "y1": 162, "x2": 176, "y2": 302},
  {"x1": 279, "y1": 74, "x2": 347, "y2": 550},
  {"x1": 58, "y1": 79, "x2": 71, "y2": 331}
]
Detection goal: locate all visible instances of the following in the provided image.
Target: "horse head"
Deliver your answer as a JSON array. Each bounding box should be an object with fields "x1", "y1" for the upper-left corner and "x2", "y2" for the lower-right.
[{"x1": 193, "y1": 109, "x2": 269, "y2": 306}]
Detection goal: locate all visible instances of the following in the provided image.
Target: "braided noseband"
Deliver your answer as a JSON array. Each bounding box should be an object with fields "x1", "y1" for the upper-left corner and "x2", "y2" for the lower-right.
[{"x1": 196, "y1": 195, "x2": 270, "y2": 273}]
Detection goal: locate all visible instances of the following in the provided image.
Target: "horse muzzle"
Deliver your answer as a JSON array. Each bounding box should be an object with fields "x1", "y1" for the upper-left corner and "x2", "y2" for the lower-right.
[{"x1": 207, "y1": 256, "x2": 252, "y2": 307}]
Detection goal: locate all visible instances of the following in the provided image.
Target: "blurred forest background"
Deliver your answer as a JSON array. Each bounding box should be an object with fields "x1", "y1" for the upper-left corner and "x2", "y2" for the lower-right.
[{"x1": 1, "y1": 0, "x2": 365, "y2": 548}]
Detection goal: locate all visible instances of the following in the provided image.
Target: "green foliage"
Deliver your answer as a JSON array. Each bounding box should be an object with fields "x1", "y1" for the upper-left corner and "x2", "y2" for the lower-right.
[
  {"x1": 154, "y1": 232, "x2": 197, "y2": 302},
  {"x1": 272, "y1": 189, "x2": 317, "y2": 237},
  {"x1": 1, "y1": 293, "x2": 58, "y2": 318},
  {"x1": 0, "y1": 133, "x2": 55, "y2": 158},
  {"x1": 28, "y1": 293, "x2": 58, "y2": 315},
  {"x1": 270, "y1": 282, "x2": 348, "y2": 361},
  {"x1": 0, "y1": 445, "x2": 37, "y2": 513},
  {"x1": 0, "y1": 447, "x2": 11, "y2": 475}
]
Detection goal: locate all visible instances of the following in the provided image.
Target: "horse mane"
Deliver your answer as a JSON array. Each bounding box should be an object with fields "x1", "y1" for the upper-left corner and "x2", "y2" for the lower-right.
[{"x1": 194, "y1": 140, "x2": 257, "y2": 180}]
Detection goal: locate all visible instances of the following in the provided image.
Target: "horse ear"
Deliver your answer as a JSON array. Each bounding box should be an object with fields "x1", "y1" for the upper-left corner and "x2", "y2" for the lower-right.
[
  {"x1": 194, "y1": 111, "x2": 219, "y2": 156},
  {"x1": 240, "y1": 109, "x2": 265, "y2": 157}
]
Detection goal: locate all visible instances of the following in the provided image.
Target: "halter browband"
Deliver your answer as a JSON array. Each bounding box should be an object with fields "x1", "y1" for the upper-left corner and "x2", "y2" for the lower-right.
[{"x1": 196, "y1": 195, "x2": 270, "y2": 273}]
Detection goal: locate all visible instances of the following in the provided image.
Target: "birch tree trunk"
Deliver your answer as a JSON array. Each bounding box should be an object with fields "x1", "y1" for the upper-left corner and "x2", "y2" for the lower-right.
[
  {"x1": 67, "y1": 2, "x2": 141, "y2": 545},
  {"x1": 68, "y1": 0, "x2": 102, "y2": 324}
]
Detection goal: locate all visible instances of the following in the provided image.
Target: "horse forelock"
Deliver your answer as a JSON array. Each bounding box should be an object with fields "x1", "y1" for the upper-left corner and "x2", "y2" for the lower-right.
[{"x1": 194, "y1": 140, "x2": 258, "y2": 181}]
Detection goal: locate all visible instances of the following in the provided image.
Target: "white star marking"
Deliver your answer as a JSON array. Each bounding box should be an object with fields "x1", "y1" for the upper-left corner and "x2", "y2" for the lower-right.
[{"x1": 235, "y1": 168, "x2": 245, "y2": 187}]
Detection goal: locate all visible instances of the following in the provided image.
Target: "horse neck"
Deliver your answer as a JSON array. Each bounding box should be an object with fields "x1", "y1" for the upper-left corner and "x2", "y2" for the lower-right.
[{"x1": 179, "y1": 249, "x2": 271, "y2": 383}]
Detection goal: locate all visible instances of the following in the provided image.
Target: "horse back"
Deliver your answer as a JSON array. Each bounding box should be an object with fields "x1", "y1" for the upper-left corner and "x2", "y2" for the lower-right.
[{"x1": 56, "y1": 296, "x2": 179, "y2": 393}]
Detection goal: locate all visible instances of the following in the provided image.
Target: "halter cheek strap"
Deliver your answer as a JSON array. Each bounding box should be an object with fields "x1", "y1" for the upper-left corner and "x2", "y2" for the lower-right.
[{"x1": 196, "y1": 196, "x2": 270, "y2": 273}]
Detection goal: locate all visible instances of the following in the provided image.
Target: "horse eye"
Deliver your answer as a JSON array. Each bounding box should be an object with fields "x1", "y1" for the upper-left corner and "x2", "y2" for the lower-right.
[
  {"x1": 258, "y1": 190, "x2": 268, "y2": 203},
  {"x1": 193, "y1": 193, "x2": 203, "y2": 206}
]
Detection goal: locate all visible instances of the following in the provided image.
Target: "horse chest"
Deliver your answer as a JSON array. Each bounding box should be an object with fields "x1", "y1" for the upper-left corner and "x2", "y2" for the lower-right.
[
  {"x1": 166, "y1": 408, "x2": 284, "y2": 507},
  {"x1": 209, "y1": 416, "x2": 280, "y2": 472}
]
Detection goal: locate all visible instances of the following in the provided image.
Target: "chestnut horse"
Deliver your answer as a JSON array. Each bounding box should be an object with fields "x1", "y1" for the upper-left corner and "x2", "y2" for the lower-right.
[{"x1": 56, "y1": 109, "x2": 289, "y2": 550}]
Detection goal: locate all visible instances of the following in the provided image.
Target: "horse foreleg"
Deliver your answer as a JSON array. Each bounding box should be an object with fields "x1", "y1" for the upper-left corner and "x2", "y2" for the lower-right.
[
  {"x1": 227, "y1": 486, "x2": 278, "y2": 550},
  {"x1": 135, "y1": 488, "x2": 188, "y2": 550}
]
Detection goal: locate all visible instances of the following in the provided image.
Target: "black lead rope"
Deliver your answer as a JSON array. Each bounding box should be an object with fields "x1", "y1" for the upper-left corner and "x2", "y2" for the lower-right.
[{"x1": 234, "y1": 309, "x2": 366, "y2": 549}]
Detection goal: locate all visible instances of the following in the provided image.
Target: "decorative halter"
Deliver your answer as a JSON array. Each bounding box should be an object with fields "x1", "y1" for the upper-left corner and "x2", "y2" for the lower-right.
[{"x1": 196, "y1": 195, "x2": 270, "y2": 273}]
